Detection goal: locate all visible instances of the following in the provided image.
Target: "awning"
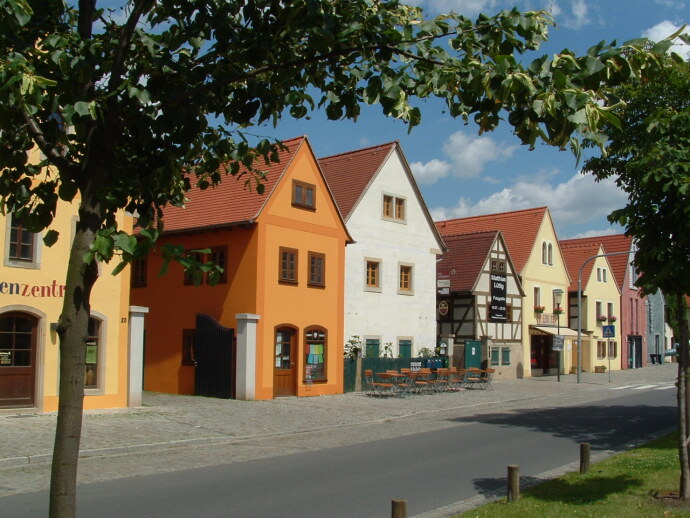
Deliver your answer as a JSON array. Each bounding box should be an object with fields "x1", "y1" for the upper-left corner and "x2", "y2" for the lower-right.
[{"x1": 531, "y1": 326, "x2": 581, "y2": 338}]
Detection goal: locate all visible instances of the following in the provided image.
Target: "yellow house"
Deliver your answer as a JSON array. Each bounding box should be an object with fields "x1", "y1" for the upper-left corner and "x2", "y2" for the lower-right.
[
  {"x1": 561, "y1": 241, "x2": 622, "y2": 373},
  {"x1": 437, "y1": 207, "x2": 575, "y2": 378},
  {"x1": 0, "y1": 153, "x2": 142, "y2": 411}
]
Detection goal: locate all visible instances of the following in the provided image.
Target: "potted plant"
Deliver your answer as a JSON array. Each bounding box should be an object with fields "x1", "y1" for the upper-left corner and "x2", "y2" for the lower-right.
[
  {"x1": 534, "y1": 305, "x2": 545, "y2": 313},
  {"x1": 553, "y1": 306, "x2": 564, "y2": 315},
  {"x1": 344, "y1": 335, "x2": 362, "y2": 359},
  {"x1": 594, "y1": 365, "x2": 607, "y2": 373},
  {"x1": 597, "y1": 314, "x2": 608, "y2": 322},
  {"x1": 608, "y1": 315, "x2": 617, "y2": 323}
]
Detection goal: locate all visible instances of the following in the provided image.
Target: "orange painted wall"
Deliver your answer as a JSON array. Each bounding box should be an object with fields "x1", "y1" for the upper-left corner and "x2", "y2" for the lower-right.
[{"x1": 132, "y1": 226, "x2": 258, "y2": 394}]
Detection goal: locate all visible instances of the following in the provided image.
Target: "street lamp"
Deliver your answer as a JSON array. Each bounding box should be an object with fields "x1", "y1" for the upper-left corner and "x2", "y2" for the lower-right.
[{"x1": 553, "y1": 288, "x2": 564, "y2": 382}]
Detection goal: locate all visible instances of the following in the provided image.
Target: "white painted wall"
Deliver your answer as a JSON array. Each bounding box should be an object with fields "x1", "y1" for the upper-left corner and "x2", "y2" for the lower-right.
[{"x1": 343, "y1": 148, "x2": 442, "y2": 356}]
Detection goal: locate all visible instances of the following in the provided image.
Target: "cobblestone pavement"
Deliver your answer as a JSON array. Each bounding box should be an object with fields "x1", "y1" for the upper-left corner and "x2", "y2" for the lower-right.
[{"x1": 0, "y1": 363, "x2": 678, "y2": 510}]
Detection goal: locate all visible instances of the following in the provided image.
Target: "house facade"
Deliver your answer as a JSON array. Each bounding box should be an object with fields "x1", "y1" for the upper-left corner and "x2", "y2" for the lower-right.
[
  {"x1": 131, "y1": 136, "x2": 351, "y2": 400},
  {"x1": 319, "y1": 142, "x2": 444, "y2": 358},
  {"x1": 0, "y1": 156, "x2": 139, "y2": 410},
  {"x1": 560, "y1": 241, "x2": 622, "y2": 373},
  {"x1": 436, "y1": 207, "x2": 574, "y2": 378},
  {"x1": 436, "y1": 231, "x2": 524, "y2": 378},
  {"x1": 563, "y1": 235, "x2": 649, "y2": 369}
]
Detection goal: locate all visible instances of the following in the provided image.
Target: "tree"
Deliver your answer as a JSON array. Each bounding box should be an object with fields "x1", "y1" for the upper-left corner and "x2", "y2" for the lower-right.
[
  {"x1": 584, "y1": 55, "x2": 690, "y2": 499},
  {"x1": 0, "y1": 1, "x2": 671, "y2": 516}
]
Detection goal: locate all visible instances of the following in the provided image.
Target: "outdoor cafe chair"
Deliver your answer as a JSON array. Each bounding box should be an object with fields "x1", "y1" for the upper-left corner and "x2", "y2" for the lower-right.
[
  {"x1": 478, "y1": 368, "x2": 495, "y2": 390},
  {"x1": 364, "y1": 369, "x2": 385, "y2": 396},
  {"x1": 462, "y1": 368, "x2": 484, "y2": 389}
]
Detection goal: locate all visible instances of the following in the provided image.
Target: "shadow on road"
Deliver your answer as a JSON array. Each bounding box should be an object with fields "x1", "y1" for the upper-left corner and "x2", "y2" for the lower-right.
[{"x1": 450, "y1": 404, "x2": 676, "y2": 450}]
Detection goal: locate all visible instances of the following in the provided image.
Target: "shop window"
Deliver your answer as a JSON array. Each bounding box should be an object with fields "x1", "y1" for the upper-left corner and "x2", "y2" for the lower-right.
[
  {"x1": 279, "y1": 247, "x2": 298, "y2": 284},
  {"x1": 304, "y1": 327, "x2": 327, "y2": 382},
  {"x1": 182, "y1": 329, "x2": 195, "y2": 366},
  {"x1": 398, "y1": 264, "x2": 413, "y2": 294},
  {"x1": 365, "y1": 259, "x2": 380, "y2": 291},
  {"x1": 85, "y1": 317, "x2": 102, "y2": 388},
  {"x1": 292, "y1": 180, "x2": 315, "y2": 210},
  {"x1": 131, "y1": 257, "x2": 147, "y2": 288},
  {"x1": 398, "y1": 339, "x2": 412, "y2": 359},
  {"x1": 0, "y1": 313, "x2": 34, "y2": 367},
  {"x1": 365, "y1": 338, "x2": 380, "y2": 358},
  {"x1": 308, "y1": 252, "x2": 325, "y2": 287}
]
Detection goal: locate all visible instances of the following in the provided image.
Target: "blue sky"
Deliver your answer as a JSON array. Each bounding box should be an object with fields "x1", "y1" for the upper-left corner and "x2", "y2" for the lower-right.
[{"x1": 268, "y1": 1, "x2": 690, "y2": 239}]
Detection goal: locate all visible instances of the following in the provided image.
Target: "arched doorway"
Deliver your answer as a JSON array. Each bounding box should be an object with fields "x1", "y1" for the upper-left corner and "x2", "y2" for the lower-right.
[
  {"x1": 0, "y1": 312, "x2": 38, "y2": 408},
  {"x1": 274, "y1": 326, "x2": 297, "y2": 397}
]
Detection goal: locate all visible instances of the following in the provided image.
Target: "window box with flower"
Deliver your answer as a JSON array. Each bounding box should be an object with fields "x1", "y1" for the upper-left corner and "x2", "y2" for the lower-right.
[
  {"x1": 553, "y1": 307, "x2": 564, "y2": 316},
  {"x1": 597, "y1": 314, "x2": 608, "y2": 323},
  {"x1": 534, "y1": 305, "x2": 545, "y2": 314},
  {"x1": 607, "y1": 315, "x2": 617, "y2": 323}
]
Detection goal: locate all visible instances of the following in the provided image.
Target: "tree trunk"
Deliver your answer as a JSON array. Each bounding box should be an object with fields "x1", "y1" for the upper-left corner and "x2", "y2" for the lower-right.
[
  {"x1": 676, "y1": 292, "x2": 690, "y2": 500},
  {"x1": 49, "y1": 202, "x2": 101, "y2": 518}
]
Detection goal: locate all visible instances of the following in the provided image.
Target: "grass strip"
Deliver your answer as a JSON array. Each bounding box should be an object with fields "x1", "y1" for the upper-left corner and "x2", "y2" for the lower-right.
[{"x1": 457, "y1": 433, "x2": 690, "y2": 517}]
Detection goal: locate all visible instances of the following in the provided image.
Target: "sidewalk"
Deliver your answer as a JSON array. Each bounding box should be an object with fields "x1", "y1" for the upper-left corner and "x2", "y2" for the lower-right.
[{"x1": 0, "y1": 363, "x2": 677, "y2": 469}]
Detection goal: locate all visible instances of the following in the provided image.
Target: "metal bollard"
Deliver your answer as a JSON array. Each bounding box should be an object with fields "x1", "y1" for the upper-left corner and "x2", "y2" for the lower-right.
[
  {"x1": 507, "y1": 464, "x2": 520, "y2": 502},
  {"x1": 391, "y1": 499, "x2": 407, "y2": 518},
  {"x1": 580, "y1": 443, "x2": 591, "y2": 474}
]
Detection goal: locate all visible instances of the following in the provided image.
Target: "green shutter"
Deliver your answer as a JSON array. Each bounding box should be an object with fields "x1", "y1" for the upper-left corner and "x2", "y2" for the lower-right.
[
  {"x1": 501, "y1": 347, "x2": 511, "y2": 365},
  {"x1": 365, "y1": 339, "x2": 380, "y2": 358},
  {"x1": 398, "y1": 340, "x2": 412, "y2": 359},
  {"x1": 491, "y1": 347, "x2": 499, "y2": 366}
]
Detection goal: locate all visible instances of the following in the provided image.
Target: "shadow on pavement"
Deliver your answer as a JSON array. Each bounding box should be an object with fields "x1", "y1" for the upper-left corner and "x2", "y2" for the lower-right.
[{"x1": 451, "y1": 404, "x2": 676, "y2": 450}]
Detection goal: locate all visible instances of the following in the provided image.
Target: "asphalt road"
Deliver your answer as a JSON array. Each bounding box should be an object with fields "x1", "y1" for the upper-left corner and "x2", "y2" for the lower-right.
[{"x1": 1, "y1": 386, "x2": 676, "y2": 518}]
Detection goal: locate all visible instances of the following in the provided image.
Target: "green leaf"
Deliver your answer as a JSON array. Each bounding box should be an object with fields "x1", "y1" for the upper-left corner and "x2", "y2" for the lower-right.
[{"x1": 43, "y1": 229, "x2": 59, "y2": 247}]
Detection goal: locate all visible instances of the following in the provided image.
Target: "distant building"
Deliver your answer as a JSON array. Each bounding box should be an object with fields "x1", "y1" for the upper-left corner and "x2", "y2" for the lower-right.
[
  {"x1": 320, "y1": 141, "x2": 444, "y2": 359},
  {"x1": 436, "y1": 230, "x2": 524, "y2": 378},
  {"x1": 437, "y1": 207, "x2": 574, "y2": 378}
]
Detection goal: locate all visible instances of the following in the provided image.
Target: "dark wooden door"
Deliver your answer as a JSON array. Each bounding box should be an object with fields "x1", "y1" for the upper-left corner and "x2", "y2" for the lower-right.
[
  {"x1": 274, "y1": 327, "x2": 296, "y2": 397},
  {"x1": 194, "y1": 314, "x2": 235, "y2": 399},
  {"x1": 0, "y1": 313, "x2": 37, "y2": 408}
]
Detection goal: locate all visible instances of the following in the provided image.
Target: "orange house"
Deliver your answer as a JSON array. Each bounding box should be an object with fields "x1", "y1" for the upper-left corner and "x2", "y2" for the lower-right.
[{"x1": 131, "y1": 136, "x2": 351, "y2": 400}]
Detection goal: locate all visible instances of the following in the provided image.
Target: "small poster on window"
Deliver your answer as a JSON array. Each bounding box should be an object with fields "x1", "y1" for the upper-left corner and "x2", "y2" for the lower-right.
[{"x1": 85, "y1": 344, "x2": 98, "y2": 364}]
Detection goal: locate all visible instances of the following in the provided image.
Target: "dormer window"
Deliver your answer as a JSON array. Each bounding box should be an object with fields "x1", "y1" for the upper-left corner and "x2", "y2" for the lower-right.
[
  {"x1": 541, "y1": 241, "x2": 553, "y2": 266},
  {"x1": 292, "y1": 180, "x2": 315, "y2": 210}
]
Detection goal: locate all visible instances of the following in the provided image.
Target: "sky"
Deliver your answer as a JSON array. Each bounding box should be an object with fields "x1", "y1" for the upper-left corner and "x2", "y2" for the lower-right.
[{"x1": 267, "y1": 0, "x2": 690, "y2": 240}]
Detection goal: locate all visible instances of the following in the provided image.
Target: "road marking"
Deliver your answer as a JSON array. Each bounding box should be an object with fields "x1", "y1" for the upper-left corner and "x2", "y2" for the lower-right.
[
  {"x1": 654, "y1": 385, "x2": 675, "y2": 391},
  {"x1": 632, "y1": 384, "x2": 658, "y2": 390},
  {"x1": 611, "y1": 385, "x2": 637, "y2": 390}
]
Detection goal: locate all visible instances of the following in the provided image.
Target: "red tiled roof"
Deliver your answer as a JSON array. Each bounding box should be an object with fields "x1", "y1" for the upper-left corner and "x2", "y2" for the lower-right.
[
  {"x1": 560, "y1": 234, "x2": 632, "y2": 290},
  {"x1": 158, "y1": 136, "x2": 306, "y2": 233},
  {"x1": 319, "y1": 142, "x2": 396, "y2": 219},
  {"x1": 437, "y1": 231, "x2": 498, "y2": 292},
  {"x1": 560, "y1": 242, "x2": 603, "y2": 292},
  {"x1": 435, "y1": 207, "x2": 548, "y2": 273}
]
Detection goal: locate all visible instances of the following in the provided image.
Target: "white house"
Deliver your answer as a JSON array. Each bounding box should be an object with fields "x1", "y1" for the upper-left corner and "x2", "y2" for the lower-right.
[{"x1": 320, "y1": 142, "x2": 445, "y2": 358}]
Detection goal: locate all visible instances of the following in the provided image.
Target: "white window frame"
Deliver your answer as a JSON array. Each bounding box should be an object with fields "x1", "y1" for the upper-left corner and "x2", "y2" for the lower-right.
[{"x1": 4, "y1": 215, "x2": 42, "y2": 269}]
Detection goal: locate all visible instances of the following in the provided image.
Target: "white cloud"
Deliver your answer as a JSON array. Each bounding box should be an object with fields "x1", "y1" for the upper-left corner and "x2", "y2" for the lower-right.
[
  {"x1": 653, "y1": 0, "x2": 686, "y2": 8},
  {"x1": 410, "y1": 0, "x2": 505, "y2": 17},
  {"x1": 411, "y1": 130, "x2": 518, "y2": 184},
  {"x1": 430, "y1": 172, "x2": 628, "y2": 235},
  {"x1": 643, "y1": 20, "x2": 690, "y2": 60}
]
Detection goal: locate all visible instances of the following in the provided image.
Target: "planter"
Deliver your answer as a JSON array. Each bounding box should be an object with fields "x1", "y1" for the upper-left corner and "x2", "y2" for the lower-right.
[{"x1": 594, "y1": 365, "x2": 607, "y2": 373}]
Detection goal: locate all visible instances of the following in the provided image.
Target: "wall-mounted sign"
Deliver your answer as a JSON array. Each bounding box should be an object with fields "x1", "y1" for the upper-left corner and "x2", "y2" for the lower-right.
[
  {"x1": 438, "y1": 300, "x2": 449, "y2": 316},
  {"x1": 489, "y1": 273, "x2": 507, "y2": 322},
  {"x1": 0, "y1": 280, "x2": 66, "y2": 298},
  {"x1": 437, "y1": 279, "x2": 450, "y2": 288}
]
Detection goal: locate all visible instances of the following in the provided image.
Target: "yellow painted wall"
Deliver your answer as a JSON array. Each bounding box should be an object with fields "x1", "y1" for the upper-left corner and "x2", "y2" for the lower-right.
[
  {"x1": 578, "y1": 251, "x2": 621, "y2": 373},
  {"x1": 520, "y1": 212, "x2": 572, "y2": 376},
  {"x1": 0, "y1": 166, "x2": 132, "y2": 410}
]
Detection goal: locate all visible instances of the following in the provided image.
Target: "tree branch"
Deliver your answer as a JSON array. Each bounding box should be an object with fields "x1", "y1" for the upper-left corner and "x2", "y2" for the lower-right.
[
  {"x1": 109, "y1": 0, "x2": 151, "y2": 93},
  {"x1": 21, "y1": 111, "x2": 78, "y2": 175}
]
